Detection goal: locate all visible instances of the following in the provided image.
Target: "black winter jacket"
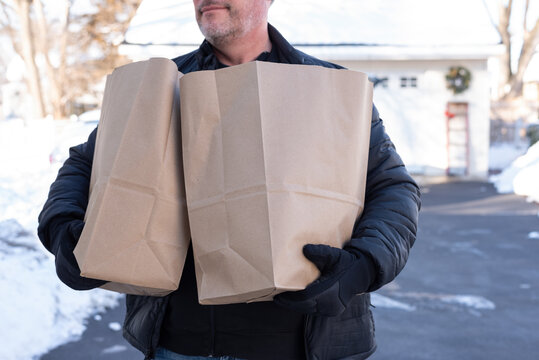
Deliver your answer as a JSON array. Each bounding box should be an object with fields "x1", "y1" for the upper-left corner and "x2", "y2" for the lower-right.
[{"x1": 38, "y1": 25, "x2": 420, "y2": 360}]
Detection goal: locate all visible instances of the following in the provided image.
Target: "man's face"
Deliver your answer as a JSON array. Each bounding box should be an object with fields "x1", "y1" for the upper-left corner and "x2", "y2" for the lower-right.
[{"x1": 193, "y1": 0, "x2": 271, "y2": 46}]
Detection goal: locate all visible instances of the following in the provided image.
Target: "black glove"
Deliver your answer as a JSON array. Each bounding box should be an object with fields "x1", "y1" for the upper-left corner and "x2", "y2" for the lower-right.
[
  {"x1": 51, "y1": 218, "x2": 108, "y2": 290},
  {"x1": 274, "y1": 243, "x2": 375, "y2": 317}
]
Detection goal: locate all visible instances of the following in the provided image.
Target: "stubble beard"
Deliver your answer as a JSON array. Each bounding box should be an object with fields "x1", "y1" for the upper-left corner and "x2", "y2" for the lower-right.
[{"x1": 197, "y1": 2, "x2": 266, "y2": 48}]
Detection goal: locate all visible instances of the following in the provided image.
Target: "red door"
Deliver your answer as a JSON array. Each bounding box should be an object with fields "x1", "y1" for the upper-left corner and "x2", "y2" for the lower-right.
[{"x1": 446, "y1": 102, "x2": 469, "y2": 176}]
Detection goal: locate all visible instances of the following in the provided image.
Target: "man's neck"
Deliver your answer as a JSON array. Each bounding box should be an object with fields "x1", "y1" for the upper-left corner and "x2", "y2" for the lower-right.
[{"x1": 212, "y1": 23, "x2": 272, "y2": 66}]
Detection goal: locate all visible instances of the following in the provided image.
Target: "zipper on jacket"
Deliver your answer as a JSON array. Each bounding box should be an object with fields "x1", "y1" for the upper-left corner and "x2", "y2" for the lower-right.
[
  {"x1": 303, "y1": 314, "x2": 311, "y2": 360},
  {"x1": 209, "y1": 305, "x2": 215, "y2": 356}
]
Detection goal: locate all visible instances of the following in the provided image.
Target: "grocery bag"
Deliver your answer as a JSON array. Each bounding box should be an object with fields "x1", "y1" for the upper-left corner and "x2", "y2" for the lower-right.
[
  {"x1": 180, "y1": 61, "x2": 373, "y2": 304},
  {"x1": 74, "y1": 58, "x2": 190, "y2": 296}
]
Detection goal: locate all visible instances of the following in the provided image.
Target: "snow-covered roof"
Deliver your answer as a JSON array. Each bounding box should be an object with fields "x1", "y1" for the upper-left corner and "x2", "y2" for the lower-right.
[{"x1": 123, "y1": 0, "x2": 502, "y2": 60}]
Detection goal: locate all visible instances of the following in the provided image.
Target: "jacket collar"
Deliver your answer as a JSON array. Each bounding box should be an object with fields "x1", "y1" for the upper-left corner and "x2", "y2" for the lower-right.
[
  {"x1": 194, "y1": 23, "x2": 306, "y2": 69},
  {"x1": 267, "y1": 23, "x2": 307, "y2": 65}
]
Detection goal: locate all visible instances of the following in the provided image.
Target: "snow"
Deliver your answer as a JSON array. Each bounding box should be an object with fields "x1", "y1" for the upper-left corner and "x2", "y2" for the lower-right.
[
  {"x1": 371, "y1": 293, "x2": 417, "y2": 311},
  {"x1": 0, "y1": 119, "x2": 122, "y2": 360},
  {"x1": 372, "y1": 292, "x2": 496, "y2": 312},
  {"x1": 108, "y1": 322, "x2": 123, "y2": 332},
  {"x1": 490, "y1": 141, "x2": 539, "y2": 203},
  {"x1": 438, "y1": 295, "x2": 496, "y2": 310},
  {"x1": 489, "y1": 143, "x2": 528, "y2": 171},
  {"x1": 102, "y1": 345, "x2": 128, "y2": 354}
]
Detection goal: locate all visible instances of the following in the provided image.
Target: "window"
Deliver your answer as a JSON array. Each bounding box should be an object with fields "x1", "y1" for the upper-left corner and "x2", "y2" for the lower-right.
[
  {"x1": 400, "y1": 76, "x2": 418, "y2": 88},
  {"x1": 368, "y1": 76, "x2": 389, "y2": 88}
]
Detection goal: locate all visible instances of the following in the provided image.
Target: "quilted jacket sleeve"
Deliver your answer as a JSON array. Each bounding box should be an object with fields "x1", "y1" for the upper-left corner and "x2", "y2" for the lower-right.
[
  {"x1": 344, "y1": 105, "x2": 421, "y2": 292},
  {"x1": 37, "y1": 128, "x2": 105, "y2": 290}
]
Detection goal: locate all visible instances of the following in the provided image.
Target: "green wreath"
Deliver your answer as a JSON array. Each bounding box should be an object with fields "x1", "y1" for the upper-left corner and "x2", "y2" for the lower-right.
[{"x1": 445, "y1": 66, "x2": 471, "y2": 94}]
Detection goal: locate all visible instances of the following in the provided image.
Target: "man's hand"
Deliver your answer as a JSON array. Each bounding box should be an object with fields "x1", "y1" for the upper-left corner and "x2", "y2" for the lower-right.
[
  {"x1": 274, "y1": 244, "x2": 375, "y2": 317},
  {"x1": 52, "y1": 218, "x2": 108, "y2": 290}
]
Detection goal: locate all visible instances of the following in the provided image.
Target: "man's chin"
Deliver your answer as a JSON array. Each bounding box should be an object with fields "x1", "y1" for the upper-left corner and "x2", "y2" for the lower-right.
[
  {"x1": 200, "y1": 25, "x2": 236, "y2": 45},
  {"x1": 199, "y1": 9, "x2": 229, "y2": 26}
]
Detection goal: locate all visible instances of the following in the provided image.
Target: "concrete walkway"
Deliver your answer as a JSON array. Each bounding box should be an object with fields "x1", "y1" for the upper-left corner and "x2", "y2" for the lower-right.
[{"x1": 41, "y1": 179, "x2": 539, "y2": 360}]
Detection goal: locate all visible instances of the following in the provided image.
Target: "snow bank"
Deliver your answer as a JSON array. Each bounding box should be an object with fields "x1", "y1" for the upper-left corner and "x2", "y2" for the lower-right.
[
  {"x1": 490, "y1": 142, "x2": 539, "y2": 203},
  {"x1": 0, "y1": 120, "x2": 122, "y2": 360},
  {"x1": 489, "y1": 143, "x2": 528, "y2": 172},
  {"x1": 0, "y1": 119, "x2": 54, "y2": 175}
]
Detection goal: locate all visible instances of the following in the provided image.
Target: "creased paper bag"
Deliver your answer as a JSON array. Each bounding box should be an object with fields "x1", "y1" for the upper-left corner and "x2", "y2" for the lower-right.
[
  {"x1": 180, "y1": 61, "x2": 373, "y2": 304},
  {"x1": 74, "y1": 58, "x2": 190, "y2": 296}
]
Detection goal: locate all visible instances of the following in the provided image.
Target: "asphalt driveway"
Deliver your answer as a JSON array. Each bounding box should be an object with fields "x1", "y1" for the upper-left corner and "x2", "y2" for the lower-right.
[
  {"x1": 41, "y1": 179, "x2": 539, "y2": 360},
  {"x1": 371, "y1": 179, "x2": 539, "y2": 360}
]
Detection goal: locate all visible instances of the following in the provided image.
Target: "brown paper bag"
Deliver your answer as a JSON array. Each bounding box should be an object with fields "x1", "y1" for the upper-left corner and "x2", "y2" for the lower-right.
[
  {"x1": 74, "y1": 58, "x2": 190, "y2": 296},
  {"x1": 180, "y1": 61, "x2": 373, "y2": 304}
]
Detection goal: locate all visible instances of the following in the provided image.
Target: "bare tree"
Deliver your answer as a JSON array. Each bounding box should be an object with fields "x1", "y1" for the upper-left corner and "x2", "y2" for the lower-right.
[
  {"x1": 0, "y1": 0, "x2": 141, "y2": 119},
  {"x1": 66, "y1": 0, "x2": 142, "y2": 109},
  {"x1": 1, "y1": 0, "x2": 47, "y2": 118},
  {"x1": 485, "y1": 0, "x2": 539, "y2": 99},
  {"x1": 33, "y1": 0, "x2": 68, "y2": 119}
]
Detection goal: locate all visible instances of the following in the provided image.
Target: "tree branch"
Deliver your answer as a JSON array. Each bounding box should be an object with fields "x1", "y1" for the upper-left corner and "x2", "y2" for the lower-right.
[
  {"x1": 482, "y1": 0, "x2": 501, "y2": 38},
  {"x1": 523, "y1": 0, "x2": 529, "y2": 33},
  {"x1": 0, "y1": 0, "x2": 22, "y2": 55},
  {"x1": 0, "y1": 0, "x2": 13, "y2": 27},
  {"x1": 15, "y1": 0, "x2": 47, "y2": 117},
  {"x1": 498, "y1": 0, "x2": 513, "y2": 83},
  {"x1": 498, "y1": 0, "x2": 512, "y2": 41},
  {"x1": 0, "y1": 0, "x2": 16, "y2": 14},
  {"x1": 58, "y1": 0, "x2": 71, "y2": 104},
  {"x1": 507, "y1": 17, "x2": 539, "y2": 98},
  {"x1": 34, "y1": 0, "x2": 68, "y2": 118}
]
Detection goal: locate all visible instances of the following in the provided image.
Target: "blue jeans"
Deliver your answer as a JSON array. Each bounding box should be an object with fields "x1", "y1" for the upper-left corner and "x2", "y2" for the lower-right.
[{"x1": 154, "y1": 347, "x2": 246, "y2": 360}]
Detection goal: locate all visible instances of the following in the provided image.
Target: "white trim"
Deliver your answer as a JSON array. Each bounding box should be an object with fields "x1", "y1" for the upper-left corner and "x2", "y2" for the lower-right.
[
  {"x1": 119, "y1": 42, "x2": 504, "y2": 62},
  {"x1": 295, "y1": 45, "x2": 504, "y2": 61}
]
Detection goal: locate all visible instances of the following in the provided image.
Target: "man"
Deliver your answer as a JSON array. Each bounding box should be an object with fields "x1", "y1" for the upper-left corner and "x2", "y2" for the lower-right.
[{"x1": 38, "y1": 1, "x2": 420, "y2": 359}]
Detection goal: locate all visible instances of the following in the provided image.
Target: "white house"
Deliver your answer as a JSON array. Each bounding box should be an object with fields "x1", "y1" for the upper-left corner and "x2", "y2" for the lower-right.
[{"x1": 120, "y1": 0, "x2": 503, "y2": 178}]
